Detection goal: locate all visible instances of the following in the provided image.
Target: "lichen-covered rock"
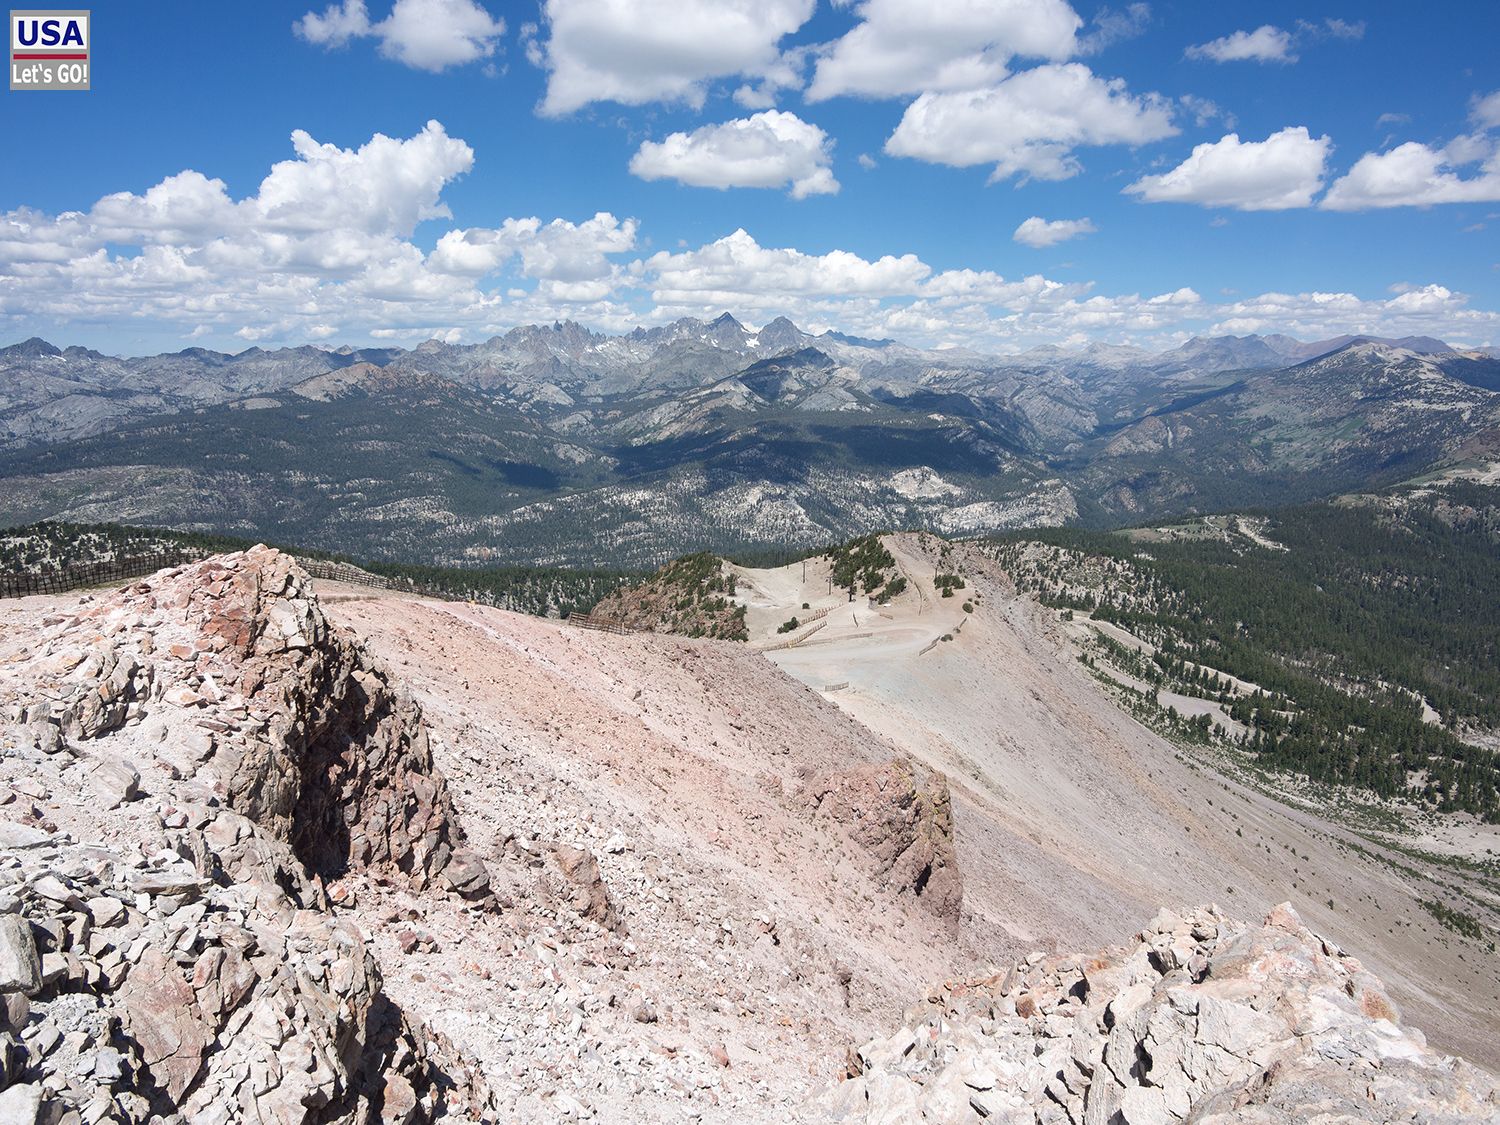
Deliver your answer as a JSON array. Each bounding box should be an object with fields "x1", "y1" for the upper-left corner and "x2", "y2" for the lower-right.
[
  {"x1": 814, "y1": 903, "x2": 1500, "y2": 1124},
  {"x1": 804, "y1": 757, "x2": 962, "y2": 926}
]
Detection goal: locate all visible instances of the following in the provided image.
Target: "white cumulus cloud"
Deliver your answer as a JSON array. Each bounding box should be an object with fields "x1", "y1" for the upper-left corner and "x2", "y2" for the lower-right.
[
  {"x1": 1319, "y1": 89, "x2": 1500, "y2": 211},
  {"x1": 296, "y1": 0, "x2": 373, "y2": 45},
  {"x1": 295, "y1": 0, "x2": 505, "y2": 71},
  {"x1": 1321, "y1": 138, "x2": 1500, "y2": 210},
  {"x1": 1470, "y1": 90, "x2": 1500, "y2": 130},
  {"x1": 3, "y1": 125, "x2": 1499, "y2": 352},
  {"x1": 1013, "y1": 216, "x2": 1097, "y2": 247},
  {"x1": 530, "y1": 0, "x2": 813, "y2": 116},
  {"x1": 1125, "y1": 127, "x2": 1331, "y2": 211},
  {"x1": 806, "y1": 0, "x2": 1081, "y2": 102},
  {"x1": 642, "y1": 229, "x2": 931, "y2": 310},
  {"x1": 429, "y1": 213, "x2": 638, "y2": 282},
  {"x1": 629, "y1": 112, "x2": 838, "y2": 199},
  {"x1": 885, "y1": 63, "x2": 1177, "y2": 181},
  {"x1": 1185, "y1": 25, "x2": 1294, "y2": 64},
  {"x1": 0, "y1": 123, "x2": 495, "y2": 341}
]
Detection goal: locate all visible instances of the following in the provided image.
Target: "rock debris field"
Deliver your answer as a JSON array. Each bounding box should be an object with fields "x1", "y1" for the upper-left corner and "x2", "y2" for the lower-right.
[{"x1": 0, "y1": 544, "x2": 1494, "y2": 1122}]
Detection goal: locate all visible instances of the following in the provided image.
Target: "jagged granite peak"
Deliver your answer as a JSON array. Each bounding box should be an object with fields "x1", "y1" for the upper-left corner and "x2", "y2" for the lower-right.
[
  {"x1": 0, "y1": 336, "x2": 62, "y2": 359},
  {"x1": 480, "y1": 319, "x2": 618, "y2": 361},
  {"x1": 759, "y1": 315, "x2": 811, "y2": 351}
]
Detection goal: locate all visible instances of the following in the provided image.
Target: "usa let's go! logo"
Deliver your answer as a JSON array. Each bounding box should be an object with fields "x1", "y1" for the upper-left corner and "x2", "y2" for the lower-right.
[{"x1": 10, "y1": 9, "x2": 89, "y2": 90}]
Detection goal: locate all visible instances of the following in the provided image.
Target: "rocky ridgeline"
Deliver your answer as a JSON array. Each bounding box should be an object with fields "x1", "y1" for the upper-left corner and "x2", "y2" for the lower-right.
[
  {"x1": 0, "y1": 548, "x2": 496, "y2": 1122},
  {"x1": 815, "y1": 903, "x2": 1500, "y2": 1124}
]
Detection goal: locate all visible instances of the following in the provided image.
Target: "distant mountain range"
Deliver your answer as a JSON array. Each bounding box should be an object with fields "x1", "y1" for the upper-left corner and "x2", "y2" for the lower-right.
[{"x1": 2, "y1": 315, "x2": 1498, "y2": 565}]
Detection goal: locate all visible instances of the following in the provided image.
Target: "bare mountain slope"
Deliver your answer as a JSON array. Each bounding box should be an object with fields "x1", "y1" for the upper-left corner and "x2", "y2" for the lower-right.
[
  {"x1": 1, "y1": 547, "x2": 1497, "y2": 1121},
  {"x1": 738, "y1": 534, "x2": 1500, "y2": 1072},
  {"x1": 297, "y1": 580, "x2": 991, "y2": 1120},
  {"x1": 320, "y1": 541, "x2": 1500, "y2": 1077}
]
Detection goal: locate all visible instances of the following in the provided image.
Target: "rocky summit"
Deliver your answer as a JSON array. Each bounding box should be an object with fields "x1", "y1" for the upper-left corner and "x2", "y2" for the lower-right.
[
  {"x1": 0, "y1": 548, "x2": 496, "y2": 1122},
  {"x1": 0, "y1": 548, "x2": 1498, "y2": 1123},
  {"x1": 817, "y1": 904, "x2": 1500, "y2": 1124}
]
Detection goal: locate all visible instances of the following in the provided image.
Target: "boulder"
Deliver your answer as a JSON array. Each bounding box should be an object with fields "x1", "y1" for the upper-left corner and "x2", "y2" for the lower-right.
[
  {"x1": 0, "y1": 915, "x2": 41, "y2": 996},
  {"x1": 545, "y1": 844, "x2": 627, "y2": 934},
  {"x1": 118, "y1": 948, "x2": 212, "y2": 1101},
  {"x1": 90, "y1": 753, "x2": 141, "y2": 807},
  {"x1": 0, "y1": 1082, "x2": 42, "y2": 1124}
]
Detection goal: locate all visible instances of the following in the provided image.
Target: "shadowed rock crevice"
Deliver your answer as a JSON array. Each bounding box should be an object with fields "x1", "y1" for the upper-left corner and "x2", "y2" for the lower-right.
[{"x1": 288, "y1": 666, "x2": 448, "y2": 887}]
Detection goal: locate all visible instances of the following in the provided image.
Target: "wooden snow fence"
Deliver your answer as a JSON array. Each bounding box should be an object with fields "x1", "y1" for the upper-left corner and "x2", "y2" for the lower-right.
[
  {"x1": 761, "y1": 619, "x2": 827, "y2": 652},
  {"x1": 566, "y1": 613, "x2": 643, "y2": 636},
  {"x1": 0, "y1": 550, "x2": 199, "y2": 598}
]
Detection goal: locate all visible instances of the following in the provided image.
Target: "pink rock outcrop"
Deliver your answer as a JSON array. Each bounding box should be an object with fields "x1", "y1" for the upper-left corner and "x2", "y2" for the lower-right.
[
  {"x1": 0, "y1": 548, "x2": 496, "y2": 1122},
  {"x1": 804, "y1": 757, "x2": 963, "y2": 926}
]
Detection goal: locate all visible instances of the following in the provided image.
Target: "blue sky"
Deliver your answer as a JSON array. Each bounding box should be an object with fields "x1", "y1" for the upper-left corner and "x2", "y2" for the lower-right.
[{"x1": 2, "y1": 0, "x2": 1498, "y2": 355}]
